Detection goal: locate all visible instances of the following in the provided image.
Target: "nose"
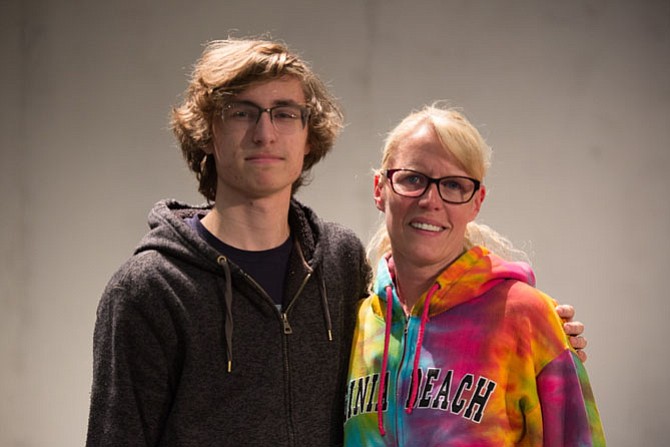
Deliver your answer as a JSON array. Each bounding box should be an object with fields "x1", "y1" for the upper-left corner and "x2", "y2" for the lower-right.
[
  {"x1": 418, "y1": 183, "x2": 442, "y2": 209},
  {"x1": 252, "y1": 111, "x2": 277, "y2": 143}
]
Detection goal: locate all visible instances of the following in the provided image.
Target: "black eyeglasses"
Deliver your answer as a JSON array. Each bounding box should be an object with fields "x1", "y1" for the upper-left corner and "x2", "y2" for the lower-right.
[
  {"x1": 385, "y1": 169, "x2": 481, "y2": 204},
  {"x1": 221, "y1": 100, "x2": 310, "y2": 134}
]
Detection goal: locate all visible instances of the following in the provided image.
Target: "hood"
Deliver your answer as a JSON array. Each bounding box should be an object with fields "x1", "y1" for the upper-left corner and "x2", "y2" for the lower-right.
[
  {"x1": 135, "y1": 199, "x2": 324, "y2": 270},
  {"x1": 372, "y1": 245, "x2": 535, "y2": 319},
  {"x1": 134, "y1": 199, "x2": 219, "y2": 271}
]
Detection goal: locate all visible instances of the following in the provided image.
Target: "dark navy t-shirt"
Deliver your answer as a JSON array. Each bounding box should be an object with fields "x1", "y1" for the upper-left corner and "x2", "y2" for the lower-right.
[{"x1": 186, "y1": 215, "x2": 292, "y2": 308}]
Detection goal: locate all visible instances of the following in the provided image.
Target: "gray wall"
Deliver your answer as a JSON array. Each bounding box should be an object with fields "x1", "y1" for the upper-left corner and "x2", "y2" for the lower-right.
[{"x1": 2, "y1": 1, "x2": 669, "y2": 445}]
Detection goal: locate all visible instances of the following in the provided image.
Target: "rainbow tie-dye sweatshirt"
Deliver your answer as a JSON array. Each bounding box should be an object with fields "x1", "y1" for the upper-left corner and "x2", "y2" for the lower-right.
[{"x1": 344, "y1": 246, "x2": 605, "y2": 446}]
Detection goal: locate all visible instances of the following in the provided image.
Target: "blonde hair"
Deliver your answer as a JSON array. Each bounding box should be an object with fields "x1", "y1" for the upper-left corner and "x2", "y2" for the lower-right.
[
  {"x1": 367, "y1": 103, "x2": 529, "y2": 268},
  {"x1": 171, "y1": 38, "x2": 344, "y2": 200}
]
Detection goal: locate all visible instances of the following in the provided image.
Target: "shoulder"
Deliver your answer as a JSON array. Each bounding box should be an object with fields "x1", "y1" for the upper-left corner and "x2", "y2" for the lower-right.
[
  {"x1": 290, "y1": 198, "x2": 365, "y2": 254},
  {"x1": 100, "y1": 249, "x2": 198, "y2": 316},
  {"x1": 317, "y1": 221, "x2": 369, "y2": 282},
  {"x1": 99, "y1": 252, "x2": 163, "y2": 311},
  {"x1": 504, "y1": 281, "x2": 559, "y2": 315},
  {"x1": 107, "y1": 250, "x2": 175, "y2": 288},
  {"x1": 289, "y1": 199, "x2": 370, "y2": 284},
  {"x1": 320, "y1": 220, "x2": 365, "y2": 250},
  {"x1": 500, "y1": 281, "x2": 569, "y2": 352}
]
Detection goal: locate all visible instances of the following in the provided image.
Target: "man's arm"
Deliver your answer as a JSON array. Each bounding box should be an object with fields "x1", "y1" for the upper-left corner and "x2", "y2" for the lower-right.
[{"x1": 86, "y1": 281, "x2": 175, "y2": 446}]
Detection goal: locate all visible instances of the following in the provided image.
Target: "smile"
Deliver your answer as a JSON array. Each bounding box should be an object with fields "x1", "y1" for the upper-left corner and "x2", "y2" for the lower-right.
[{"x1": 410, "y1": 222, "x2": 444, "y2": 232}]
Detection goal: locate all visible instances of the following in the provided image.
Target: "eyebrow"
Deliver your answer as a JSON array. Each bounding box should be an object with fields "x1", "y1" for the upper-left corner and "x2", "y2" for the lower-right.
[
  {"x1": 392, "y1": 168, "x2": 471, "y2": 179},
  {"x1": 230, "y1": 99, "x2": 303, "y2": 108}
]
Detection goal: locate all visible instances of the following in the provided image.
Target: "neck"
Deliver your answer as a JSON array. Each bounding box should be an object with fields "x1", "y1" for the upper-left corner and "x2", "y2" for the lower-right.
[
  {"x1": 391, "y1": 250, "x2": 464, "y2": 313},
  {"x1": 393, "y1": 262, "x2": 441, "y2": 314},
  {"x1": 202, "y1": 191, "x2": 292, "y2": 251}
]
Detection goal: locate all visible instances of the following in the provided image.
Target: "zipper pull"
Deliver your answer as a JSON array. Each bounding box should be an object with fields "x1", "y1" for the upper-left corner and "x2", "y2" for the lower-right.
[{"x1": 282, "y1": 313, "x2": 293, "y2": 335}]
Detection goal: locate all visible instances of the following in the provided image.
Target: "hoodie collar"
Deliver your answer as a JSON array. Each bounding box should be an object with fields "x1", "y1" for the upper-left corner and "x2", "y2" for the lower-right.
[{"x1": 372, "y1": 246, "x2": 536, "y2": 320}]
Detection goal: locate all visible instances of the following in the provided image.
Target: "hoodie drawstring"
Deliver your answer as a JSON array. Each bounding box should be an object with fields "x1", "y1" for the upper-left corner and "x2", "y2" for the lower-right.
[
  {"x1": 316, "y1": 269, "x2": 333, "y2": 341},
  {"x1": 217, "y1": 256, "x2": 234, "y2": 373},
  {"x1": 406, "y1": 282, "x2": 440, "y2": 414},
  {"x1": 216, "y1": 241, "x2": 330, "y2": 373},
  {"x1": 377, "y1": 282, "x2": 441, "y2": 435},
  {"x1": 297, "y1": 242, "x2": 332, "y2": 342},
  {"x1": 377, "y1": 285, "x2": 394, "y2": 436}
]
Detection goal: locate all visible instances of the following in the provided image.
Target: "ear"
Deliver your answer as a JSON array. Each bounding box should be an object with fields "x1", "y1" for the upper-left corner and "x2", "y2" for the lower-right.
[
  {"x1": 373, "y1": 173, "x2": 385, "y2": 212},
  {"x1": 470, "y1": 184, "x2": 486, "y2": 220}
]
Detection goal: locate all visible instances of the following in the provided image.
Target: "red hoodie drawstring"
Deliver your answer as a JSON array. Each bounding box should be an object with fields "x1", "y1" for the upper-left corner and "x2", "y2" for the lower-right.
[
  {"x1": 377, "y1": 282, "x2": 441, "y2": 434},
  {"x1": 377, "y1": 285, "x2": 394, "y2": 436},
  {"x1": 406, "y1": 283, "x2": 440, "y2": 414}
]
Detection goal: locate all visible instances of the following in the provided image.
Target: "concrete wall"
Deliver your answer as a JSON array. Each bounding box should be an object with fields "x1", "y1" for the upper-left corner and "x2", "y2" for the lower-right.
[{"x1": 1, "y1": 1, "x2": 668, "y2": 445}]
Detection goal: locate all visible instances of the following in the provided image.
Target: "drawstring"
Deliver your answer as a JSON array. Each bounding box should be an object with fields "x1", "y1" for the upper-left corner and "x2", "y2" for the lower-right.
[
  {"x1": 296, "y1": 243, "x2": 331, "y2": 342},
  {"x1": 406, "y1": 283, "x2": 440, "y2": 414},
  {"x1": 216, "y1": 241, "x2": 329, "y2": 375},
  {"x1": 316, "y1": 268, "x2": 333, "y2": 341},
  {"x1": 377, "y1": 285, "x2": 394, "y2": 436},
  {"x1": 217, "y1": 256, "x2": 234, "y2": 373},
  {"x1": 378, "y1": 283, "x2": 439, "y2": 433}
]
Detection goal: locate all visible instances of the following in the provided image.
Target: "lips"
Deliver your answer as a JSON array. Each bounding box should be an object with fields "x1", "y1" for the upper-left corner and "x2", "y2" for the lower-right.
[
  {"x1": 245, "y1": 153, "x2": 284, "y2": 163},
  {"x1": 245, "y1": 153, "x2": 283, "y2": 160}
]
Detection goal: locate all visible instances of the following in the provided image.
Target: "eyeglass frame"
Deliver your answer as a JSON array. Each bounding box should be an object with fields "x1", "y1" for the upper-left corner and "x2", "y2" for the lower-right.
[
  {"x1": 220, "y1": 100, "x2": 311, "y2": 134},
  {"x1": 384, "y1": 168, "x2": 481, "y2": 204}
]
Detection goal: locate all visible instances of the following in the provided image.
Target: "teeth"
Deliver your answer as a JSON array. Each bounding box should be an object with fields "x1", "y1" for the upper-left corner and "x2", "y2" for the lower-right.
[{"x1": 410, "y1": 222, "x2": 442, "y2": 232}]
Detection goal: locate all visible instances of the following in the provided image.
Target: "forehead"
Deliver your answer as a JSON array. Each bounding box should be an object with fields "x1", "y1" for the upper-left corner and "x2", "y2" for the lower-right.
[
  {"x1": 234, "y1": 76, "x2": 306, "y2": 105},
  {"x1": 390, "y1": 123, "x2": 464, "y2": 174}
]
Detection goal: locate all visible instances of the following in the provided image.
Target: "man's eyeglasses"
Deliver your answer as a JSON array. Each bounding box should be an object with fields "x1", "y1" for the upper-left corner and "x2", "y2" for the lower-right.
[
  {"x1": 221, "y1": 101, "x2": 310, "y2": 134},
  {"x1": 385, "y1": 169, "x2": 481, "y2": 204}
]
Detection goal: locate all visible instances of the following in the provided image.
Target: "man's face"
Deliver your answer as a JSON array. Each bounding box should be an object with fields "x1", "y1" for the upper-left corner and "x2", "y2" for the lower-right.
[{"x1": 207, "y1": 76, "x2": 310, "y2": 202}]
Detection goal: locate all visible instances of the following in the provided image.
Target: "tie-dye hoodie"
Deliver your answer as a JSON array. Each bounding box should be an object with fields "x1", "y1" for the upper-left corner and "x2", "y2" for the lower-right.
[{"x1": 344, "y1": 246, "x2": 605, "y2": 446}]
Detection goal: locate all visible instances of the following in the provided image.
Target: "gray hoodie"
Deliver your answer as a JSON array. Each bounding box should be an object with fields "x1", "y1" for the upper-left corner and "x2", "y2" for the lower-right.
[{"x1": 86, "y1": 199, "x2": 371, "y2": 446}]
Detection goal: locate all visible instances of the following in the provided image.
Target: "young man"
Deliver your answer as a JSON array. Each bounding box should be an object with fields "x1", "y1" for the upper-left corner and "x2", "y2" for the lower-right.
[
  {"x1": 86, "y1": 39, "x2": 371, "y2": 446},
  {"x1": 86, "y1": 39, "x2": 586, "y2": 446}
]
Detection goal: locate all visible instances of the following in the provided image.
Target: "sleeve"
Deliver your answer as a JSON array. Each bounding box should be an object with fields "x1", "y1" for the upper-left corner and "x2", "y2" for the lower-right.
[
  {"x1": 86, "y1": 274, "x2": 178, "y2": 446},
  {"x1": 536, "y1": 344, "x2": 606, "y2": 446},
  {"x1": 358, "y1": 243, "x2": 373, "y2": 301}
]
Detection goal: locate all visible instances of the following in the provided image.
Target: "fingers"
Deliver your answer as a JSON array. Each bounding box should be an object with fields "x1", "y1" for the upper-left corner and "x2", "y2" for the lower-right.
[
  {"x1": 569, "y1": 335, "x2": 588, "y2": 363},
  {"x1": 569, "y1": 335, "x2": 587, "y2": 350},
  {"x1": 557, "y1": 305, "x2": 588, "y2": 363},
  {"x1": 555, "y1": 304, "x2": 575, "y2": 322},
  {"x1": 563, "y1": 321, "x2": 585, "y2": 337},
  {"x1": 575, "y1": 348, "x2": 588, "y2": 363}
]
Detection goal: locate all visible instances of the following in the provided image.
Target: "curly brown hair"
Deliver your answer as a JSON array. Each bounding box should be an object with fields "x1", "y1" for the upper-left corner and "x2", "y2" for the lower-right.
[{"x1": 170, "y1": 38, "x2": 344, "y2": 201}]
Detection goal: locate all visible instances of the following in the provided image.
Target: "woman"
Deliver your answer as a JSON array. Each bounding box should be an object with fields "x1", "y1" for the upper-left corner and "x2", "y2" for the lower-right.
[{"x1": 344, "y1": 104, "x2": 605, "y2": 446}]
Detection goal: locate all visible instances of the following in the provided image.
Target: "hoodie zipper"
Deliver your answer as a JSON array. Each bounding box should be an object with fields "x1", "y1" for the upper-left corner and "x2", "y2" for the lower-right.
[
  {"x1": 390, "y1": 282, "x2": 439, "y2": 446},
  {"x1": 279, "y1": 270, "x2": 312, "y2": 447},
  {"x1": 236, "y1": 256, "x2": 314, "y2": 447},
  {"x1": 393, "y1": 316, "x2": 411, "y2": 447},
  {"x1": 221, "y1": 237, "x2": 317, "y2": 446},
  {"x1": 237, "y1": 270, "x2": 305, "y2": 339}
]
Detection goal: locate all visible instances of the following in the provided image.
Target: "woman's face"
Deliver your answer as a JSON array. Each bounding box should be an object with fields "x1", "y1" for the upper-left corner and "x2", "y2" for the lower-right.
[{"x1": 374, "y1": 122, "x2": 485, "y2": 271}]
